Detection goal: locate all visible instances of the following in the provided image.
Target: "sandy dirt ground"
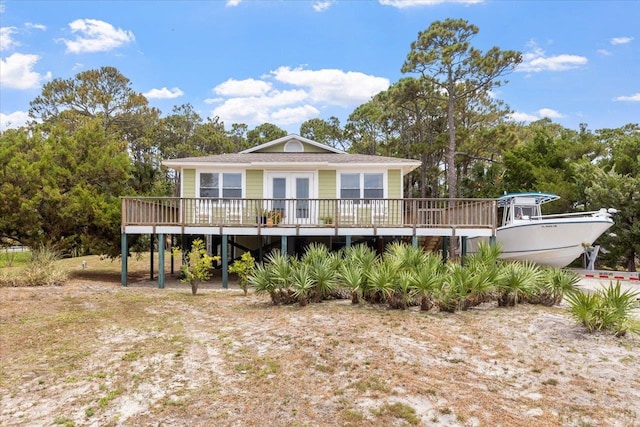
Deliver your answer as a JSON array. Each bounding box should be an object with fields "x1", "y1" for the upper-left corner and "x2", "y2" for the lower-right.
[{"x1": 1, "y1": 274, "x2": 639, "y2": 427}]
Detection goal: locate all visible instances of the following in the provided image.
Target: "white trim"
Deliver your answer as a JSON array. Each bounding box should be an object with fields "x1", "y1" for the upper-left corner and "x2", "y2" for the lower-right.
[
  {"x1": 284, "y1": 140, "x2": 304, "y2": 152},
  {"x1": 123, "y1": 225, "x2": 495, "y2": 238},
  {"x1": 240, "y1": 134, "x2": 345, "y2": 154},
  {"x1": 336, "y1": 170, "x2": 387, "y2": 200},
  {"x1": 196, "y1": 170, "x2": 246, "y2": 200}
]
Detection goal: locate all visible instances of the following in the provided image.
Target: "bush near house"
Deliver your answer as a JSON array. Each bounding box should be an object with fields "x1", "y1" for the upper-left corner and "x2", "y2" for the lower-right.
[{"x1": 247, "y1": 242, "x2": 637, "y2": 337}]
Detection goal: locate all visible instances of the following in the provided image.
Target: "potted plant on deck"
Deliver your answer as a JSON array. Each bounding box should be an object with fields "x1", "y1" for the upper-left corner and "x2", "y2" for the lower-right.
[{"x1": 265, "y1": 210, "x2": 284, "y2": 226}]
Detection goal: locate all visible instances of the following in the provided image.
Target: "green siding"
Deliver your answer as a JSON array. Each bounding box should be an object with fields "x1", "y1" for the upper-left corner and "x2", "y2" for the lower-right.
[
  {"x1": 246, "y1": 170, "x2": 263, "y2": 198},
  {"x1": 255, "y1": 141, "x2": 333, "y2": 153},
  {"x1": 259, "y1": 145, "x2": 284, "y2": 153},
  {"x1": 183, "y1": 169, "x2": 196, "y2": 197},
  {"x1": 300, "y1": 144, "x2": 327, "y2": 153},
  {"x1": 318, "y1": 170, "x2": 336, "y2": 220},
  {"x1": 318, "y1": 170, "x2": 336, "y2": 198},
  {"x1": 387, "y1": 169, "x2": 401, "y2": 199}
]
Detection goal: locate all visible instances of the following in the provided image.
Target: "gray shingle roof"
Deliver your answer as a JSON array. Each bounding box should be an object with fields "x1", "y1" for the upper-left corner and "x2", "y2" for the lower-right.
[{"x1": 163, "y1": 152, "x2": 420, "y2": 166}]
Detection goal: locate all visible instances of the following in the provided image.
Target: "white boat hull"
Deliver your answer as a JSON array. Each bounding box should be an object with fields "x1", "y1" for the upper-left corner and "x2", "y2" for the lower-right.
[{"x1": 469, "y1": 217, "x2": 613, "y2": 268}]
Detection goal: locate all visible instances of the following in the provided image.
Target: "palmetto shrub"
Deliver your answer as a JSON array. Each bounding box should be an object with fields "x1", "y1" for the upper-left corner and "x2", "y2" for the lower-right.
[
  {"x1": 496, "y1": 261, "x2": 541, "y2": 307},
  {"x1": 410, "y1": 252, "x2": 443, "y2": 311},
  {"x1": 388, "y1": 271, "x2": 417, "y2": 310},
  {"x1": 254, "y1": 251, "x2": 297, "y2": 305},
  {"x1": 339, "y1": 262, "x2": 364, "y2": 304},
  {"x1": 290, "y1": 262, "x2": 314, "y2": 307},
  {"x1": 436, "y1": 262, "x2": 472, "y2": 312},
  {"x1": 530, "y1": 268, "x2": 580, "y2": 306},
  {"x1": 567, "y1": 282, "x2": 639, "y2": 337},
  {"x1": 365, "y1": 258, "x2": 397, "y2": 304}
]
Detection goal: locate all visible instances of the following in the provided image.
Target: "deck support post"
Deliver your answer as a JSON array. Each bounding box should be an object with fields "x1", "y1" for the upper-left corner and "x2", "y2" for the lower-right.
[
  {"x1": 222, "y1": 234, "x2": 228, "y2": 289},
  {"x1": 170, "y1": 234, "x2": 174, "y2": 275},
  {"x1": 149, "y1": 234, "x2": 154, "y2": 280},
  {"x1": 442, "y1": 237, "x2": 449, "y2": 263},
  {"x1": 412, "y1": 235, "x2": 418, "y2": 248},
  {"x1": 345, "y1": 235, "x2": 351, "y2": 248},
  {"x1": 158, "y1": 233, "x2": 165, "y2": 289},
  {"x1": 121, "y1": 233, "x2": 128, "y2": 287},
  {"x1": 489, "y1": 235, "x2": 497, "y2": 246},
  {"x1": 461, "y1": 236, "x2": 467, "y2": 267},
  {"x1": 281, "y1": 235, "x2": 288, "y2": 255}
]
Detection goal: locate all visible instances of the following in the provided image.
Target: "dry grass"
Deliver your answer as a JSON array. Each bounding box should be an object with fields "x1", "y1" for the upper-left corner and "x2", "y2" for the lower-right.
[{"x1": 1, "y1": 254, "x2": 639, "y2": 426}]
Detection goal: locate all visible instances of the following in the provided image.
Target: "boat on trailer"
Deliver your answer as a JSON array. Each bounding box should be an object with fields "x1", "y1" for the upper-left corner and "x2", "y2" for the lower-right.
[{"x1": 469, "y1": 193, "x2": 615, "y2": 268}]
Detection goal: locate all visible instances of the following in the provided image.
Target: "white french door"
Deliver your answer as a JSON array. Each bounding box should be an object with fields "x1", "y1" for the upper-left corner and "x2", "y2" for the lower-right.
[{"x1": 266, "y1": 172, "x2": 315, "y2": 224}]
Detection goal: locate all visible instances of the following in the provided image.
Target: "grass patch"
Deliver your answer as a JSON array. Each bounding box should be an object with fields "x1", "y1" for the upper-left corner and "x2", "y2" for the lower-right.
[
  {"x1": 373, "y1": 402, "x2": 419, "y2": 425},
  {"x1": 0, "y1": 250, "x2": 31, "y2": 268}
]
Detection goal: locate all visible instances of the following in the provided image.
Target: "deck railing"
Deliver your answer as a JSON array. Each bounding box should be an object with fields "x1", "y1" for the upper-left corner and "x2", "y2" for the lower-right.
[{"x1": 122, "y1": 197, "x2": 497, "y2": 230}]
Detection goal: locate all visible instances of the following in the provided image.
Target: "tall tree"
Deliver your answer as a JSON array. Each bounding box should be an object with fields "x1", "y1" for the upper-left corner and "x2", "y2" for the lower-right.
[
  {"x1": 344, "y1": 97, "x2": 394, "y2": 156},
  {"x1": 0, "y1": 120, "x2": 132, "y2": 256},
  {"x1": 29, "y1": 66, "x2": 149, "y2": 133},
  {"x1": 574, "y1": 124, "x2": 640, "y2": 271},
  {"x1": 402, "y1": 18, "x2": 522, "y2": 198},
  {"x1": 246, "y1": 123, "x2": 287, "y2": 147},
  {"x1": 384, "y1": 77, "x2": 447, "y2": 197},
  {"x1": 299, "y1": 117, "x2": 346, "y2": 150}
]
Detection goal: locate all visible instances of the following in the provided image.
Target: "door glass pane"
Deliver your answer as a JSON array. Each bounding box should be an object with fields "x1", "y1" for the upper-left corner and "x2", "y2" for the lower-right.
[
  {"x1": 273, "y1": 177, "x2": 286, "y2": 213},
  {"x1": 296, "y1": 177, "x2": 309, "y2": 219}
]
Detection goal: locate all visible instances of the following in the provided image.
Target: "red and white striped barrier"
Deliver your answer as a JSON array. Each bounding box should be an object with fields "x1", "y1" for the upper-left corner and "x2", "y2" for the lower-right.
[{"x1": 577, "y1": 269, "x2": 639, "y2": 282}]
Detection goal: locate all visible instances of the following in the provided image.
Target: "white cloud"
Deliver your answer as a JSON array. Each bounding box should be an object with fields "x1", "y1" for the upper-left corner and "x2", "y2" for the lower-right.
[
  {"x1": 379, "y1": 0, "x2": 483, "y2": 7},
  {"x1": 313, "y1": 1, "x2": 334, "y2": 12},
  {"x1": 226, "y1": 0, "x2": 242, "y2": 6},
  {"x1": 271, "y1": 66, "x2": 389, "y2": 107},
  {"x1": 209, "y1": 66, "x2": 388, "y2": 129},
  {"x1": 597, "y1": 49, "x2": 612, "y2": 56},
  {"x1": 214, "y1": 78, "x2": 272, "y2": 97},
  {"x1": 517, "y1": 47, "x2": 587, "y2": 72},
  {"x1": 62, "y1": 19, "x2": 134, "y2": 53},
  {"x1": 537, "y1": 108, "x2": 563, "y2": 119},
  {"x1": 508, "y1": 108, "x2": 563, "y2": 122},
  {"x1": 271, "y1": 105, "x2": 320, "y2": 125},
  {"x1": 508, "y1": 112, "x2": 540, "y2": 122},
  {"x1": 610, "y1": 36, "x2": 633, "y2": 45},
  {"x1": 143, "y1": 87, "x2": 184, "y2": 99},
  {"x1": 25, "y1": 23, "x2": 47, "y2": 31},
  {"x1": 204, "y1": 97, "x2": 224, "y2": 105},
  {"x1": 614, "y1": 92, "x2": 640, "y2": 102},
  {"x1": 0, "y1": 110, "x2": 29, "y2": 131},
  {"x1": 212, "y1": 89, "x2": 309, "y2": 124},
  {"x1": 0, "y1": 53, "x2": 50, "y2": 89},
  {"x1": 1, "y1": 26, "x2": 17, "y2": 50}
]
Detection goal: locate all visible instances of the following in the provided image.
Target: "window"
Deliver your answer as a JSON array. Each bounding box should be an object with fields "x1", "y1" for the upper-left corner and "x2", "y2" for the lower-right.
[
  {"x1": 199, "y1": 173, "x2": 242, "y2": 199},
  {"x1": 363, "y1": 173, "x2": 383, "y2": 199},
  {"x1": 340, "y1": 173, "x2": 384, "y2": 202},
  {"x1": 340, "y1": 173, "x2": 360, "y2": 200}
]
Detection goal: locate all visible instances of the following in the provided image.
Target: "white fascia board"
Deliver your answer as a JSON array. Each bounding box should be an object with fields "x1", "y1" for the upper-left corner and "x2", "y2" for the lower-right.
[
  {"x1": 240, "y1": 134, "x2": 345, "y2": 154},
  {"x1": 163, "y1": 161, "x2": 253, "y2": 169}
]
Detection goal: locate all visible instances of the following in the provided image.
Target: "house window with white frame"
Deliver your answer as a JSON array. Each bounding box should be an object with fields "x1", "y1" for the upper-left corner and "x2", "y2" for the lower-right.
[
  {"x1": 340, "y1": 172, "x2": 383, "y2": 203},
  {"x1": 199, "y1": 173, "x2": 242, "y2": 199}
]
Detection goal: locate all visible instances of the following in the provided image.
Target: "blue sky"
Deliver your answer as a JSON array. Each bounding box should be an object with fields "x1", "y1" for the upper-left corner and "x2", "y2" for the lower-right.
[{"x1": 1, "y1": 0, "x2": 638, "y2": 134}]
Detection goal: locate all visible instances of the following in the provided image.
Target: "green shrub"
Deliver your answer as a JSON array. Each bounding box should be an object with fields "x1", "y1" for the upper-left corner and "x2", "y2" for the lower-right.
[
  {"x1": 177, "y1": 239, "x2": 219, "y2": 295},
  {"x1": 567, "y1": 281, "x2": 639, "y2": 337},
  {"x1": 228, "y1": 251, "x2": 256, "y2": 296},
  {"x1": 0, "y1": 246, "x2": 68, "y2": 287},
  {"x1": 496, "y1": 261, "x2": 540, "y2": 307}
]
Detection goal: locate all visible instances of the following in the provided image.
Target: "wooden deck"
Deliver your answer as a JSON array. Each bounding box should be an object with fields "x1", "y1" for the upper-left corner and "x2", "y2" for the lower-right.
[{"x1": 121, "y1": 197, "x2": 498, "y2": 238}]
